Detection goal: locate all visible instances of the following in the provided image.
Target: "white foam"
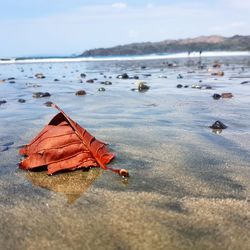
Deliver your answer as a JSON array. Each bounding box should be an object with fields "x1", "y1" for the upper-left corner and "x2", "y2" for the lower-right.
[{"x1": 1, "y1": 51, "x2": 250, "y2": 64}]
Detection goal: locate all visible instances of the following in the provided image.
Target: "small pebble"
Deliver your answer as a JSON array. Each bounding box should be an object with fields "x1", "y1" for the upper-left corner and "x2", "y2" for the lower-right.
[
  {"x1": 221, "y1": 93, "x2": 233, "y2": 98},
  {"x1": 98, "y1": 87, "x2": 106, "y2": 92},
  {"x1": 86, "y1": 79, "x2": 94, "y2": 83},
  {"x1": 35, "y1": 73, "x2": 46, "y2": 79},
  {"x1": 44, "y1": 101, "x2": 53, "y2": 107},
  {"x1": 212, "y1": 93, "x2": 221, "y2": 100},
  {"x1": 75, "y1": 90, "x2": 86, "y2": 96},
  {"x1": 18, "y1": 99, "x2": 26, "y2": 103},
  {"x1": 0, "y1": 100, "x2": 7, "y2": 105},
  {"x1": 210, "y1": 121, "x2": 227, "y2": 130},
  {"x1": 33, "y1": 92, "x2": 51, "y2": 98},
  {"x1": 117, "y1": 73, "x2": 129, "y2": 79}
]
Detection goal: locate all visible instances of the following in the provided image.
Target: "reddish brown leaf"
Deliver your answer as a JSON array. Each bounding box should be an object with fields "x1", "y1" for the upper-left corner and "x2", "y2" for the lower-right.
[{"x1": 19, "y1": 104, "x2": 129, "y2": 177}]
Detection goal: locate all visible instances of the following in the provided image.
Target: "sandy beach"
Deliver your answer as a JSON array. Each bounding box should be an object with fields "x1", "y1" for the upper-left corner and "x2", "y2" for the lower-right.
[{"x1": 0, "y1": 55, "x2": 250, "y2": 250}]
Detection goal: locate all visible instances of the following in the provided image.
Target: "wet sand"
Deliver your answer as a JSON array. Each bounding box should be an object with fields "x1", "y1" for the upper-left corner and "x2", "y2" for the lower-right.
[{"x1": 0, "y1": 56, "x2": 250, "y2": 249}]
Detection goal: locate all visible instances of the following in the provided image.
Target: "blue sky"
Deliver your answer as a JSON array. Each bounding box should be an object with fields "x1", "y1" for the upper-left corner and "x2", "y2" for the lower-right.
[{"x1": 0, "y1": 0, "x2": 249, "y2": 57}]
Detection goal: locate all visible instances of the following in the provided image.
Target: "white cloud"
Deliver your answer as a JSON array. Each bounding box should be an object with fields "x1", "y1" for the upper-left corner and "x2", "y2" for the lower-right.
[
  {"x1": 221, "y1": 0, "x2": 250, "y2": 9},
  {"x1": 111, "y1": 2, "x2": 127, "y2": 9}
]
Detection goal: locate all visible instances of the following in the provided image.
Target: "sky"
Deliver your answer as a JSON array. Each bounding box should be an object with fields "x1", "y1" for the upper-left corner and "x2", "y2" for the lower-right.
[{"x1": 0, "y1": 0, "x2": 250, "y2": 57}]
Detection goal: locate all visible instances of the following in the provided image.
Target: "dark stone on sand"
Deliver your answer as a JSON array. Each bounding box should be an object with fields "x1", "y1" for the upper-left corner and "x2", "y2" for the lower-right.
[
  {"x1": 191, "y1": 85, "x2": 201, "y2": 89},
  {"x1": 54, "y1": 79, "x2": 59, "y2": 82},
  {"x1": 177, "y1": 74, "x2": 183, "y2": 79},
  {"x1": 213, "y1": 94, "x2": 221, "y2": 100},
  {"x1": 137, "y1": 81, "x2": 150, "y2": 92},
  {"x1": 86, "y1": 79, "x2": 94, "y2": 83},
  {"x1": 75, "y1": 90, "x2": 86, "y2": 96},
  {"x1": 33, "y1": 92, "x2": 51, "y2": 98},
  {"x1": 184, "y1": 85, "x2": 189, "y2": 88},
  {"x1": 205, "y1": 86, "x2": 212, "y2": 89},
  {"x1": 117, "y1": 73, "x2": 129, "y2": 79},
  {"x1": 0, "y1": 146, "x2": 9, "y2": 152},
  {"x1": 35, "y1": 73, "x2": 46, "y2": 79},
  {"x1": 18, "y1": 99, "x2": 26, "y2": 103},
  {"x1": 213, "y1": 63, "x2": 221, "y2": 68},
  {"x1": 132, "y1": 75, "x2": 139, "y2": 80},
  {"x1": 98, "y1": 87, "x2": 106, "y2": 92},
  {"x1": 143, "y1": 74, "x2": 152, "y2": 77},
  {"x1": 141, "y1": 66, "x2": 146, "y2": 69},
  {"x1": 176, "y1": 84, "x2": 183, "y2": 88},
  {"x1": 101, "y1": 81, "x2": 112, "y2": 85},
  {"x1": 7, "y1": 77, "x2": 15, "y2": 80},
  {"x1": 241, "y1": 81, "x2": 250, "y2": 85},
  {"x1": 210, "y1": 121, "x2": 227, "y2": 130},
  {"x1": 9, "y1": 81, "x2": 15, "y2": 84},
  {"x1": 80, "y1": 73, "x2": 86, "y2": 78},
  {"x1": 211, "y1": 71, "x2": 224, "y2": 77},
  {"x1": 0, "y1": 100, "x2": 7, "y2": 105},
  {"x1": 44, "y1": 101, "x2": 53, "y2": 107},
  {"x1": 221, "y1": 93, "x2": 233, "y2": 98}
]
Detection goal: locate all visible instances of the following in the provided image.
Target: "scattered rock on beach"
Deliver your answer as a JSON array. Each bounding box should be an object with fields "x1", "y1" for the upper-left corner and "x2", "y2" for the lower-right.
[
  {"x1": 132, "y1": 75, "x2": 139, "y2": 80},
  {"x1": 213, "y1": 63, "x2": 221, "y2": 68},
  {"x1": 75, "y1": 90, "x2": 86, "y2": 96},
  {"x1": 211, "y1": 71, "x2": 224, "y2": 77},
  {"x1": 98, "y1": 87, "x2": 106, "y2": 92},
  {"x1": 191, "y1": 84, "x2": 201, "y2": 89},
  {"x1": 221, "y1": 92, "x2": 233, "y2": 98},
  {"x1": 177, "y1": 74, "x2": 183, "y2": 79},
  {"x1": 18, "y1": 99, "x2": 26, "y2": 103},
  {"x1": 86, "y1": 79, "x2": 94, "y2": 83},
  {"x1": 0, "y1": 100, "x2": 7, "y2": 105},
  {"x1": 54, "y1": 78, "x2": 59, "y2": 82},
  {"x1": 33, "y1": 92, "x2": 51, "y2": 98},
  {"x1": 44, "y1": 101, "x2": 53, "y2": 107},
  {"x1": 35, "y1": 73, "x2": 46, "y2": 79},
  {"x1": 212, "y1": 93, "x2": 221, "y2": 100},
  {"x1": 240, "y1": 81, "x2": 250, "y2": 85},
  {"x1": 26, "y1": 83, "x2": 41, "y2": 88},
  {"x1": 9, "y1": 81, "x2": 15, "y2": 84},
  {"x1": 117, "y1": 73, "x2": 129, "y2": 79},
  {"x1": 210, "y1": 121, "x2": 227, "y2": 130},
  {"x1": 176, "y1": 84, "x2": 183, "y2": 88},
  {"x1": 158, "y1": 75, "x2": 167, "y2": 78},
  {"x1": 80, "y1": 73, "x2": 86, "y2": 78},
  {"x1": 135, "y1": 81, "x2": 150, "y2": 92},
  {"x1": 101, "y1": 81, "x2": 112, "y2": 85}
]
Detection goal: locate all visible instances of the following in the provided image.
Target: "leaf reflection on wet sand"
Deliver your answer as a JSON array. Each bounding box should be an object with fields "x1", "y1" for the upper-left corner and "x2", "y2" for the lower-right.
[{"x1": 25, "y1": 168, "x2": 101, "y2": 204}]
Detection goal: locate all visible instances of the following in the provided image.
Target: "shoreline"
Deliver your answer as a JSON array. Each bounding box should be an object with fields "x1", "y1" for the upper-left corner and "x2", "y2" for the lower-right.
[{"x1": 1, "y1": 51, "x2": 250, "y2": 65}]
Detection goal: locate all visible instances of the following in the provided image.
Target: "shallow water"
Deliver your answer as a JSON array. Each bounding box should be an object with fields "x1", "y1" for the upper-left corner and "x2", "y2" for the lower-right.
[{"x1": 0, "y1": 56, "x2": 250, "y2": 250}]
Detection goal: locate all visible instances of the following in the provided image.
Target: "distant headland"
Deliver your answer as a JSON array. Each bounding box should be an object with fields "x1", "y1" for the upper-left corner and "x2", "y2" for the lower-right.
[{"x1": 80, "y1": 35, "x2": 250, "y2": 57}]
